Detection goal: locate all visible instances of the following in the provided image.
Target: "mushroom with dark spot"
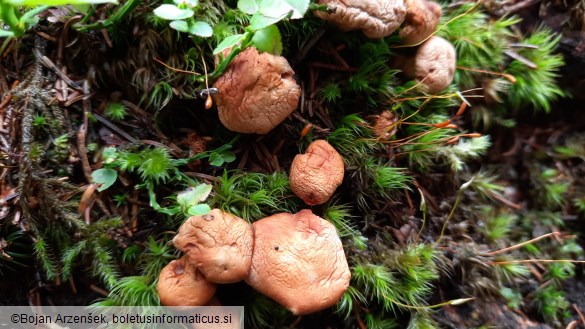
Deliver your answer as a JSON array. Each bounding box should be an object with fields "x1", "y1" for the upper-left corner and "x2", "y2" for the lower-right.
[
  {"x1": 246, "y1": 209, "x2": 351, "y2": 315},
  {"x1": 212, "y1": 47, "x2": 301, "y2": 134},
  {"x1": 173, "y1": 209, "x2": 254, "y2": 283},
  {"x1": 398, "y1": 36, "x2": 457, "y2": 93},
  {"x1": 289, "y1": 140, "x2": 345, "y2": 205},
  {"x1": 157, "y1": 255, "x2": 217, "y2": 306},
  {"x1": 314, "y1": 0, "x2": 407, "y2": 39}
]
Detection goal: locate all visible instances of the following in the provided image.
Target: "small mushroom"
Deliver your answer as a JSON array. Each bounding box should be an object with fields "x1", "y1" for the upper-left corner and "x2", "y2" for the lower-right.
[
  {"x1": 399, "y1": 0, "x2": 442, "y2": 45},
  {"x1": 246, "y1": 209, "x2": 351, "y2": 315},
  {"x1": 289, "y1": 140, "x2": 345, "y2": 205},
  {"x1": 213, "y1": 47, "x2": 301, "y2": 134},
  {"x1": 372, "y1": 110, "x2": 399, "y2": 140},
  {"x1": 314, "y1": 0, "x2": 406, "y2": 39},
  {"x1": 157, "y1": 255, "x2": 217, "y2": 306},
  {"x1": 173, "y1": 209, "x2": 254, "y2": 283},
  {"x1": 399, "y1": 36, "x2": 456, "y2": 93}
]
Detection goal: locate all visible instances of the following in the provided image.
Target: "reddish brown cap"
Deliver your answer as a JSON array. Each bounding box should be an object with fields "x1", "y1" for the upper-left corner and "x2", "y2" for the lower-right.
[
  {"x1": 401, "y1": 36, "x2": 456, "y2": 93},
  {"x1": 173, "y1": 209, "x2": 254, "y2": 283},
  {"x1": 157, "y1": 255, "x2": 217, "y2": 306},
  {"x1": 246, "y1": 210, "x2": 351, "y2": 315},
  {"x1": 314, "y1": 0, "x2": 406, "y2": 38},
  {"x1": 213, "y1": 47, "x2": 300, "y2": 134},
  {"x1": 399, "y1": 0, "x2": 442, "y2": 45},
  {"x1": 289, "y1": 140, "x2": 344, "y2": 205}
]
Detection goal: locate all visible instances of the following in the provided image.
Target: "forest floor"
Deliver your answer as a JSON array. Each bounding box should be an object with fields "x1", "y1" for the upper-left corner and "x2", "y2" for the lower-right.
[{"x1": 0, "y1": 0, "x2": 584, "y2": 328}]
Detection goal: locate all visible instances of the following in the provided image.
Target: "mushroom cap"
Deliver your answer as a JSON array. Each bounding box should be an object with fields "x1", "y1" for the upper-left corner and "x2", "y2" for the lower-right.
[
  {"x1": 173, "y1": 209, "x2": 254, "y2": 283},
  {"x1": 246, "y1": 209, "x2": 351, "y2": 315},
  {"x1": 372, "y1": 110, "x2": 399, "y2": 140},
  {"x1": 399, "y1": 0, "x2": 442, "y2": 45},
  {"x1": 402, "y1": 36, "x2": 456, "y2": 93},
  {"x1": 213, "y1": 47, "x2": 301, "y2": 134},
  {"x1": 157, "y1": 255, "x2": 217, "y2": 306},
  {"x1": 289, "y1": 140, "x2": 345, "y2": 205},
  {"x1": 314, "y1": 0, "x2": 406, "y2": 38}
]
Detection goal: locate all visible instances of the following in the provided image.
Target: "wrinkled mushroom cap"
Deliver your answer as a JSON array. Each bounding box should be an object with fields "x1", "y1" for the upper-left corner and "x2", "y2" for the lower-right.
[
  {"x1": 173, "y1": 209, "x2": 254, "y2": 283},
  {"x1": 402, "y1": 36, "x2": 456, "y2": 93},
  {"x1": 213, "y1": 47, "x2": 301, "y2": 134},
  {"x1": 157, "y1": 256, "x2": 217, "y2": 306},
  {"x1": 399, "y1": 0, "x2": 442, "y2": 45},
  {"x1": 314, "y1": 0, "x2": 406, "y2": 38},
  {"x1": 246, "y1": 210, "x2": 351, "y2": 315},
  {"x1": 290, "y1": 140, "x2": 345, "y2": 205}
]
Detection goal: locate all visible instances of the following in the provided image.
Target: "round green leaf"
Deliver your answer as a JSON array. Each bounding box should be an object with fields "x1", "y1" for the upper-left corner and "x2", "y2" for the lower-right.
[
  {"x1": 189, "y1": 21, "x2": 213, "y2": 37},
  {"x1": 92, "y1": 168, "x2": 118, "y2": 192},
  {"x1": 249, "y1": 12, "x2": 284, "y2": 32},
  {"x1": 238, "y1": 0, "x2": 259, "y2": 14},
  {"x1": 169, "y1": 20, "x2": 189, "y2": 32},
  {"x1": 153, "y1": 4, "x2": 194, "y2": 20},
  {"x1": 251, "y1": 25, "x2": 282, "y2": 55}
]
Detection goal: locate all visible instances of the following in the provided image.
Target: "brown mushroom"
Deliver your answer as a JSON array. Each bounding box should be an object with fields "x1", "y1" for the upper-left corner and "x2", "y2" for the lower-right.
[
  {"x1": 372, "y1": 110, "x2": 399, "y2": 140},
  {"x1": 212, "y1": 47, "x2": 301, "y2": 134},
  {"x1": 314, "y1": 0, "x2": 406, "y2": 39},
  {"x1": 157, "y1": 255, "x2": 217, "y2": 306},
  {"x1": 173, "y1": 209, "x2": 254, "y2": 283},
  {"x1": 399, "y1": 36, "x2": 456, "y2": 93},
  {"x1": 289, "y1": 140, "x2": 344, "y2": 205},
  {"x1": 246, "y1": 209, "x2": 351, "y2": 315},
  {"x1": 399, "y1": 0, "x2": 442, "y2": 45}
]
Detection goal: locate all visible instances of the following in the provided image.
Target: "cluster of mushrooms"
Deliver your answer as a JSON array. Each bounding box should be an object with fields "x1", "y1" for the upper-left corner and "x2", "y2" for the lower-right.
[
  {"x1": 158, "y1": 0, "x2": 457, "y2": 314},
  {"x1": 158, "y1": 139, "x2": 348, "y2": 314}
]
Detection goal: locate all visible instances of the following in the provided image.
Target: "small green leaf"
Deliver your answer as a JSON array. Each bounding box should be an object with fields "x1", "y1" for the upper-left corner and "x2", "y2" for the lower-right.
[
  {"x1": 209, "y1": 149, "x2": 236, "y2": 166},
  {"x1": 257, "y1": 0, "x2": 308, "y2": 19},
  {"x1": 213, "y1": 33, "x2": 246, "y2": 54},
  {"x1": 153, "y1": 4, "x2": 194, "y2": 20},
  {"x1": 0, "y1": 30, "x2": 15, "y2": 37},
  {"x1": 238, "y1": 0, "x2": 260, "y2": 14},
  {"x1": 189, "y1": 21, "x2": 213, "y2": 37},
  {"x1": 102, "y1": 147, "x2": 118, "y2": 163},
  {"x1": 169, "y1": 20, "x2": 189, "y2": 32},
  {"x1": 209, "y1": 153, "x2": 224, "y2": 166},
  {"x1": 92, "y1": 168, "x2": 118, "y2": 192},
  {"x1": 188, "y1": 204, "x2": 211, "y2": 216},
  {"x1": 249, "y1": 12, "x2": 284, "y2": 31},
  {"x1": 251, "y1": 25, "x2": 282, "y2": 55},
  {"x1": 177, "y1": 184, "x2": 213, "y2": 208},
  {"x1": 283, "y1": 0, "x2": 309, "y2": 18},
  {"x1": 8, "y1": 0, "x2": 116, "y2": 5}
]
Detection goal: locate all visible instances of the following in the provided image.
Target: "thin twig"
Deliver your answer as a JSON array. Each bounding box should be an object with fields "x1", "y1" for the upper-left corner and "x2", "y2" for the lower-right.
[{"x1": 482, "y1": 232, "x2": 562, "y2": 256}]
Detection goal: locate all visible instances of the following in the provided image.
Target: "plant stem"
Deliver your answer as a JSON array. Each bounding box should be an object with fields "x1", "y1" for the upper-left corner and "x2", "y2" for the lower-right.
[
  {"x1": 482, "y1": 232, "x2": 562, "y2": 256},
  {"x1": 75, "y1": 0, "x2": 141, "y2": 32},
  {"x1": 0, "y1": 2, "x2": 22, "y2": 36}
]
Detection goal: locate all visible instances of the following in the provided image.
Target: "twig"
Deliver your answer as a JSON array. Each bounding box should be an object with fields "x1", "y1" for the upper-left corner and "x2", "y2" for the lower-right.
[
  {"x1": 573, "y1": 304, "x2": 585, "y2": 327},
  {"x1": 39, "y1": 55, "x2": 82, "y2": 91},
  {"x1": 92, "y1": 113, "x2": 138, "y2": 144},
  {"x1": 482, "y1": 232, "x2": 562, "y2": 256}
]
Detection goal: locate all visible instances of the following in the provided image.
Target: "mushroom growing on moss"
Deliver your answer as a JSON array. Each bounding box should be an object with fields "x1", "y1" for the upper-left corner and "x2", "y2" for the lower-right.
[
  {"x1": 173, "y1": 209, "x2": 254, "y2": 283},
  {"x1": 314, "y1": 0, "x2": 406, "y2": 38},
  {"x1": 399, "y1": 0, "x2": 442, "y2": 45},
  {"x1": 212, "y1": 47, "x2": 301, "y2": 134},
  {"x1": 289, "y1": 140, "x2": 345, "y2": 205},
  {"x1": 246, "y1": 209, "x2": 351, "y2": 315},
  {"x1": 399, "y1": 36, "x2": 456, "y2": 93},
  {"x1": 157, "y1": 255, "x2": 217, "y2": 306}
]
